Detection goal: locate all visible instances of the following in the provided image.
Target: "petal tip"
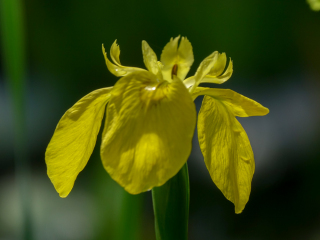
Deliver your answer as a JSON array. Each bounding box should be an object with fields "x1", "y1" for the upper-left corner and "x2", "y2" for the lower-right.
[
  {"x1": 235, "y1": 208, "x2": 243, "y2": 214},
  {"x1": 141, "y1": 40, "x2": 149, "y2": 49},
  {"x1": 59, "y1": 192, "x2": 68, "y2": 198}
]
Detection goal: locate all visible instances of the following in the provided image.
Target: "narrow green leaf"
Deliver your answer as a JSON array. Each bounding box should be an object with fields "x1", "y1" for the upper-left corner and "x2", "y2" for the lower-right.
[{"x1": 152, "y1": 163, "x2": 189, "y2": 240}]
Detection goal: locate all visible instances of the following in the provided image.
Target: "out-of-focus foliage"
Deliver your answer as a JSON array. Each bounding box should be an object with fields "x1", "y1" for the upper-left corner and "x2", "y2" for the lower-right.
[{"x1": 307, "y1": 0, "x2": 320, "y2": 11}]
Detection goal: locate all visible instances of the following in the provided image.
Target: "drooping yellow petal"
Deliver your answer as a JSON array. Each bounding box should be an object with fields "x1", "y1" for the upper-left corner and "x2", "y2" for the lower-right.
[
  {"x1": 102, "y1": 42, "x2": 146, "y2": 77},
  {"x1": 160, "y1": 36, "x2": 194, "y2": 81},
  {"x1": 197, "y1": 94, "x2": 256, "y2": 213},
  {"x1": 193, "y1": 87, "x2": 269, "y2": 117},
  {"x1": 100, "y1": 71, "x2": 196, "y2": 194},
  {"x1": 45, "y1": 87, "x2": 113, "y2": 198}
]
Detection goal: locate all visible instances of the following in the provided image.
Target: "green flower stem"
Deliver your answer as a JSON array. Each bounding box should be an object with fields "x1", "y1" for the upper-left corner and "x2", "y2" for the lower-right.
[
  {"x1": 115, "y1": 191, "x2": 143, "y2": 240},
  {"x1": 152, "y1": 163, "x2": 190, "y2": 240},
  {"x1": 0, "y1": 0, "x2": 32, "y2": 239}
]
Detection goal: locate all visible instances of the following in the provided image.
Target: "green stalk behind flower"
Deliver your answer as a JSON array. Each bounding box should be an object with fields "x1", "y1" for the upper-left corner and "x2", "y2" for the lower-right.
[
  {"x1": 152, "y1": 163, "x2": 189, "y2": 240},
  {"x1": 0, "y1": 0, "x2": 32, "y2": 239}
]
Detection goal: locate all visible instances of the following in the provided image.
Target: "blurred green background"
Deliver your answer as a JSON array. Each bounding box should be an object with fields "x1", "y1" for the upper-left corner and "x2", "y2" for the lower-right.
[{"x1": 1, "y1": 0, "x2": 320, "y2": 239}]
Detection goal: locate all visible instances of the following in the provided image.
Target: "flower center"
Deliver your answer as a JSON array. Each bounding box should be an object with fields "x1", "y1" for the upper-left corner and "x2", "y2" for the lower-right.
[
  {"x1": 171, "y1": 64, "x2": 178, "y2": 79},
  {"x1": 140, "y1": 81, "x2": 169, "y2": 105}
]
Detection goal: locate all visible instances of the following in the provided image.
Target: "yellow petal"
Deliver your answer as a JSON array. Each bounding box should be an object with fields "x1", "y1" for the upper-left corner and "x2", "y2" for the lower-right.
[
  {"x1": 183, "y1": 76, "x2": 195, "y2": 89},
  {"x1": 142, "y1": 40, "x2": 159, "y2": 76},
  {"x1": 201, "y1": 58, "x2": 233, "y2": 84},
  {"x1": 198, "y1": 95, "x2": 255, "y2": 213},
  {"x1": 193, "y1": 87, "x2": 269, "y2": 117},
  {"x1": 193, "y1": 51, "x2": 219, "y2": 84},
  {"x1": 208, "y1": 52, "x2": 227, "y2": 77},
  {"x1": 160, "y1": 36, "x2": 194, "y2": 81},
  {"x1": 189, "y1": 54, "x2": 233, "y2": 93},
  {"x1": 100, "y1": 71, "x2": 196, "y2": 194},
  {"x1": 110, "y1": 40, "x2": 122, "y2": 66},
  {"x1": 102, "y1": 43, "x2": 146, "y2": 77},
  {"x1": 45, "y1": 87, "x2": 113, "y2": 197},
  {"x1": 177, "y1": 37, "x2": 194, "y2": 80},
  {"x1": 160, "y1": 36, "x2": 179, "y2": 81}
]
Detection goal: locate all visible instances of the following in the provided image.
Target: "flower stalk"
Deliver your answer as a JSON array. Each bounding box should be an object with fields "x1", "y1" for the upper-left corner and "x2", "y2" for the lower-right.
[{"x1": 152, "y1": 163, "x2": 189, "y2": 240}]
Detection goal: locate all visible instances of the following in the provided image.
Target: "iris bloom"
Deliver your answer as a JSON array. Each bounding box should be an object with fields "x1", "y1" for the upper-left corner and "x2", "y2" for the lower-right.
[{"x1": 46, "y1": 36, "x2": 269, "y2": 213}]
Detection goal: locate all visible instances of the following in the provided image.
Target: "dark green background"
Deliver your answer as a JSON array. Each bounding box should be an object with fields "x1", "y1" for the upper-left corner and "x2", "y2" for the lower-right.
[{"x1": 1, "y1": 0, "x2": 320, "y2": 239}]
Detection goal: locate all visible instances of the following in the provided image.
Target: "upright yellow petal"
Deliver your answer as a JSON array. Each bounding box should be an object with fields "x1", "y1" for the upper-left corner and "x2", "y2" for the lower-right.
[
  {"x1": 142, "y1": 40, "x2": 159, "y2": 76},
  {"x1": 201, "y1": 58, "x2": 233, "y2": 85},
  {"x1": 184, "y1": 56, "x2": 233, "y2": 90},
  {"x1": 189, "y1": 53, "x2": 233, "y2": 93},
  {"x1": 110, "y1": 40, "x2": 122, "y2": 65},
  {"x1": 183, "y1": 76, "x2": 196, "y2": 89},
  {"x1": 207, "y1": 52, "x2": 227, "y2": 77},
  {"x1": 193, "y1": 87, "x2": 269, "y2": 117},
  {"x1": 193, "y1": 52, "x2": 219, "y2": 84},
  {"x1": 101, "y1": 71, "x2": 196, "y2": 194},
  {"x1": 45, "y1": 87, "x2": 113, "y2": 197},
  {"x1": 197, "y1": 95, "x2": 255, "y2": 213},
  {"x1": 177, "y1": 37, "x2": 194, "y2": 80},
  {"x1": 102, "y1": 43, "x2": 146, "y2": 77},
  {"x1": 160, "y1": 36, "x2": 194, "y2": 81},
  {"x1": 160, "y1": 36, "x2": 179, "y2": 78}
]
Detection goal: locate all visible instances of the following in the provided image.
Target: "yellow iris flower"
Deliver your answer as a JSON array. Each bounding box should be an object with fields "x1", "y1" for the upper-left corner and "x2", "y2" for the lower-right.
[{"x1": 45, "y1": 36, "x2": 269, "y2": 213}]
